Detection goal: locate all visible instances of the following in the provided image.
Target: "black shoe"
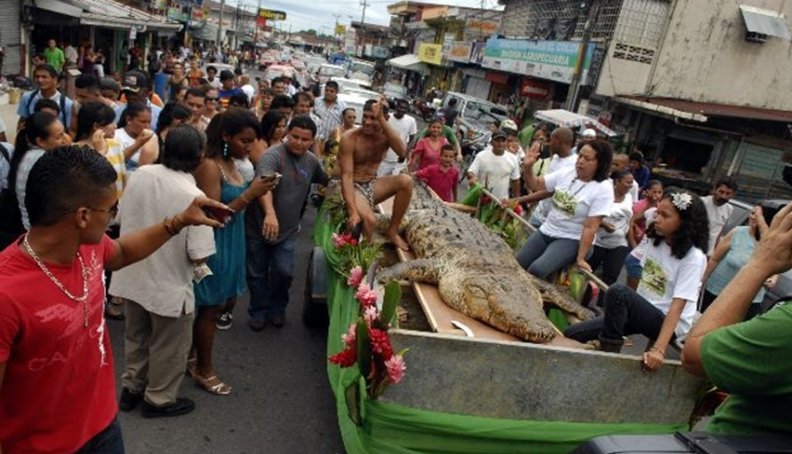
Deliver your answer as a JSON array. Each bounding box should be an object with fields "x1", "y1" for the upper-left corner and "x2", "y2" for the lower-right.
[
  {"x1": 141, "y1": 398, "x2": 196, "y2": 418},
  {"x1": 119, "y1": 388, "x2": 143, "y2": 412},
  {"x1": 271, "y1": 314, "x2": 285, "y2": 328},
  {"x1": 248, "y1": 318, "x2": 266, "y2": 331},
  {"x1": 310, "y1": 193, "x2": 324, "y2": 208}
]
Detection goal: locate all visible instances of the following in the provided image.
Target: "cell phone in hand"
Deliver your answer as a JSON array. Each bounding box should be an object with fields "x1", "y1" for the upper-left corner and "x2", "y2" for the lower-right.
[
  {"x1": 203, "y1": 205, "x2": 234, "y2": 224},
  {"x1": 260, "y1": 171, "x2": 282, "y2": 185}
]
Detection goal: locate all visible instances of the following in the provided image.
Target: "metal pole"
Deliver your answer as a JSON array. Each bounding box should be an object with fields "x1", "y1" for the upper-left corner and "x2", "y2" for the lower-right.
[
  {"x1": 564, "y1": 0, "x2": 600, "y2": 112},
  {"x1": 216, "y1": 0, "x2": 225, "y2": 45}
]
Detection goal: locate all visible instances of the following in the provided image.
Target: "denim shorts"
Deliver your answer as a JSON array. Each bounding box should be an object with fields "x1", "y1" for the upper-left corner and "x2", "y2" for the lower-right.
[{"x1": 624, "y1": 254, "x2": 642, "y2": 279}]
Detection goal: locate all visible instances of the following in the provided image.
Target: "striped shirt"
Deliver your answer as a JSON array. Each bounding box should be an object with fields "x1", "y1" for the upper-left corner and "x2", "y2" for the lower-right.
[{"x1": 313, "y1": 97, "x2": 346, "y2": 141}]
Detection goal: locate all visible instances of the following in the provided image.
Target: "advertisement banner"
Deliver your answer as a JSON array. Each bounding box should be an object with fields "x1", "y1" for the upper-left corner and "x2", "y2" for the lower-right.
[
  {"x1": 418, "y1": 43, "x2": 443, "y2": 65},
  {"x1": 481, "y1": 38, "x2": 596, "y2": 84},
  {"x1": 466, "y1": 19, "x2": 499, "y2": 36},
  {"x1": 520, "y1": 78, "x2": 551, "y2": 99},
  {"x1": 257, "y1": 8, "x2": 286, "y2": 26},
  {"x1": 446, "y1": 41, "x2": 472, "y2": 63}
]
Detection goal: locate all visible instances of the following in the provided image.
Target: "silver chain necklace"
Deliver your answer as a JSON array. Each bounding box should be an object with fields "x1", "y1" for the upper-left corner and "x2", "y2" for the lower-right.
[{"x1": 22, "y1": 233, "x2": 89, "y2": 328}]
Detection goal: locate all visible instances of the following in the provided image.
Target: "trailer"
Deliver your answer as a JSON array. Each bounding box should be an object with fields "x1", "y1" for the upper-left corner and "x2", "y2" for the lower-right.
[{"x1": 310, "y1": 193, "x2": 705, "y2": 453}]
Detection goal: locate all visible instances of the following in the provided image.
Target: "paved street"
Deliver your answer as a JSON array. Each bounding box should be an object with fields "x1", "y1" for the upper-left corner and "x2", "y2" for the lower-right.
[{"x1": 109, "y1": 207, "x2": 345, "y2": 454}]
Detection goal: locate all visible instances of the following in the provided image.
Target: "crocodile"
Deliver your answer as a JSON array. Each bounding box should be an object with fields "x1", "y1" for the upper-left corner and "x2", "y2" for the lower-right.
[{"x1": 377, "y1": 182, "x2": 595, "y2": 343}]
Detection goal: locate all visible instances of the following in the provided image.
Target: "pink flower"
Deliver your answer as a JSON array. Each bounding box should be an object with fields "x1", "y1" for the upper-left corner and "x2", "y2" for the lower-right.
[
  {"x1": 347, "y1": 266, "x2": 364, "y2": 288},
  {"x1": 355, "y1": 283, "x2": 378, "y2": 308},
  {"x1": 363, "y1": 306, "x2": 379, "y2": 325},
  {"x1": 341, "y1": 323, "x2": 357, "y2": 348},
  {"x1": 385, "y1": 354, "x2": 406, "y2": 384},
  {"x1": 332, "y1": 232, "x2": 359, "y2": 248}
]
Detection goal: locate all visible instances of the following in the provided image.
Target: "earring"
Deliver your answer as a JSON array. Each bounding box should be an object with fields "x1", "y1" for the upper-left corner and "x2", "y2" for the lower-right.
[{"x1": 223, "y1": 142, "x2": 229, "y2": 158}]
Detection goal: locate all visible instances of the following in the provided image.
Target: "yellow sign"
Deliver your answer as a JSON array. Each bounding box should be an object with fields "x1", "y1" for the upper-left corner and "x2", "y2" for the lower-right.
[
  {"x1": 335, "y1": 24, "x2": 346, "y2": 36},
  {"x1": 258, "y1": 8, "x2": 286, "y2": 20},
  {"x1": 418, "y1": 43, "x2": 443, "y2": 65}
]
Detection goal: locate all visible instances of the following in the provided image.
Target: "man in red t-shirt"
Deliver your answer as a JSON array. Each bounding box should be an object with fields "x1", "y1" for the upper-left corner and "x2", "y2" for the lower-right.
[
  {"x1": 0, "y1": 146, "x2": 227, "y2": 454},
  {"x1": 413, "y1": 144, "x2": 459, "y2": 203}
]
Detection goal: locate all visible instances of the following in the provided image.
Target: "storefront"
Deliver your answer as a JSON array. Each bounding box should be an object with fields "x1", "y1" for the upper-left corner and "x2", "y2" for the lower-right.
[{"x1": 1, "y1": 0, "x2": 22, "y2": 75}]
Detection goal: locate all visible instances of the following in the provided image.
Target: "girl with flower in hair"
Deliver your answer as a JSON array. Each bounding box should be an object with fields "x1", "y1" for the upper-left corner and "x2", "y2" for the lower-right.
[{"x1": 564, "y1": 189, "x2": 709, "y2": 372}]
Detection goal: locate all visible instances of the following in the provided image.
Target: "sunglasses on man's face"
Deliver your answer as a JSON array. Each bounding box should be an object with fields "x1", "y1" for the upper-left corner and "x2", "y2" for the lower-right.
[{"x1": 206, "y1": 97, "x2": 218, "y2": 102}]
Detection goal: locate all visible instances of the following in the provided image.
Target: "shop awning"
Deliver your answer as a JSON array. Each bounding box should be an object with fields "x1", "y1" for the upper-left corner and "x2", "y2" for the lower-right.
[
  {"x1": 36, "y1": 0, "x2": 82, "y2": 18},
  {"x1": 533, "y1": 110, "x2": 618, "y2": 137},
  {"x1": 387, "y1": 54, "x2": 428, "y2": 73},
  {"x1": 192, "y1": 23, "x2": 219, "y2": 42},
  {"x1": 69, "y1": 0, "x2": 182, "y2": 31},
  {"x1": 615, "y1": 96, "x2": 792, "y2": 123},
  {"x1": 739, "y1": 5, "x2": 791, "y2": 40}
]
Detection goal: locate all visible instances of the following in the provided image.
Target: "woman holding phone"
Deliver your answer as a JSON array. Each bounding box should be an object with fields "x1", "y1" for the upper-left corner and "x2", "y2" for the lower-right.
[{"x1": 191, "y1": 108, "x2": 275, "y2": 395}]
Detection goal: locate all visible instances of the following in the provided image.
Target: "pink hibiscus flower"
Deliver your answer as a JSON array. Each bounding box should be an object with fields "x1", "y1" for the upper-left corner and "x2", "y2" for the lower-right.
[
  {"x1": 385, "y1": 354, "x2": 406, "y2": 384},
  {"x1": 347, "y1": 266, "x2": 364, "y2": 288},
  {"x1": 355, "y1": 283, "x2": 378, "y2": 308}
]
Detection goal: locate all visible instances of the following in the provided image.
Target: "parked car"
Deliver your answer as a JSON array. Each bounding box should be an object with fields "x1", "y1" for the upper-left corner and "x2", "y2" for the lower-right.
[
  {"x1": 316, "y1": 64, "x2": 347, "y2": 85},
  {"x1": 440, "y1": 92, "x2": 510, "y2": 149},
  {"x1": 382, "y1": 82, "x2": 408, "y2": 105},
  {"x1": 263, "y1": 64, "x2": 295, "y2": 82},
  {"x1": 336, "y1": 92, "x2": 374, "y2": 125},
  {"x1": 258, "y1": 52, "x2": 278, "y2": 70},
  {"x1": 348, "y1": 59, "x2": 376, "y2": 86}
]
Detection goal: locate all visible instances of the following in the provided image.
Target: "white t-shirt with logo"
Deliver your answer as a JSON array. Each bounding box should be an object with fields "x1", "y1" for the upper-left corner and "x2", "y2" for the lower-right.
[
  {"x1": 384, "y1": 114, "x2": 418, "y2": 163},
  {"x1": 532, "y1": 153, "x2": 577, "y2": 224},
  {"x1": 540, "y1": 167, "x2": 614, "y2": 241},
  {"x1": 467, "y1": 148, "x2": 521, "y2": 200},
  {"x1": 595, "y1": 193, "x2": 633, "y2": 249},
  {"x1": 636, "y1": 240, "x2": 707, "y2": 341},
  {"x1": 702, "y1": 195, "x2": 734, "y2": 254}
]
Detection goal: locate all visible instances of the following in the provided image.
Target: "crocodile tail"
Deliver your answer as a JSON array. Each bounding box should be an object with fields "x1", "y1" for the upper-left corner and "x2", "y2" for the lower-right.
[{"x1": 377, "y1": 258, "x2": 441, "y2": 285}]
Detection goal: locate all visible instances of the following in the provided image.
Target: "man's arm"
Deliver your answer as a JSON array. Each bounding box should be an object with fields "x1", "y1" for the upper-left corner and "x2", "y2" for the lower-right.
[
  {"x1": 338, "y1": 131, "x2": 361, "y2": 228},
  {"x1": 105, "y1": 196, "x2": 227, "y2": 271},
  {"x1": 521, "y1": 142, "x2": 547, "y2": 192},
  {"x1": 376, "y1": 105, "x2": 406, "y2": 158},
  {"x1": 702, "y1": 230, "x2": 732, "y2": 285}
]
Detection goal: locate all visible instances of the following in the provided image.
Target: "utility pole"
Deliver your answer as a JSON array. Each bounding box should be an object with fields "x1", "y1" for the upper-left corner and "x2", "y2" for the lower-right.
[
  {"x1": 565, "y1": 0, "x2": 600, "y2": 112},
  {"x1": 216, "y1": 0, "x2": 225, "y2": 46}
]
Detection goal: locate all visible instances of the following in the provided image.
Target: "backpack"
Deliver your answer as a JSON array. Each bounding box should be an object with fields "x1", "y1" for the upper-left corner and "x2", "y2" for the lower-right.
[
  {"x1": 25, "y1": 89, "x2": 68, "y2": 126},
  {"x1": 0, "y1": 143, "x2": 23, "y2": 248}
]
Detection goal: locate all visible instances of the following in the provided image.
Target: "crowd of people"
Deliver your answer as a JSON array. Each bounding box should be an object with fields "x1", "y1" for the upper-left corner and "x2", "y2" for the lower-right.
[{"x1": 0, "y1": 41, "x2": 789, "y2": 454}]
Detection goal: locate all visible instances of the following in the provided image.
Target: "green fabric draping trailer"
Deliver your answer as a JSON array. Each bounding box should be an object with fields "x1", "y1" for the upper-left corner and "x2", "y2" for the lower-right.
[{"x1": 315, "y1": 214, "x2": 704, "y2": 454}]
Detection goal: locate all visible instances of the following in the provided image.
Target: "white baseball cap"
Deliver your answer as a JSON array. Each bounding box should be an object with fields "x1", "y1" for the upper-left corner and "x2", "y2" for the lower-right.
[{"x1": 582, "y1": 128, "x2": 597, "y2": 138}]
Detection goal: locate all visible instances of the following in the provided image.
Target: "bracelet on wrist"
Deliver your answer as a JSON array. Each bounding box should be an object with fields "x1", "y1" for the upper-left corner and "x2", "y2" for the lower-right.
[
  {"x1": 649, "y1": 346, "x2": 665, "y2": 356},
  {"x1": 163, "y1": 215, "x2": 184, "y2": 236},
  {"x1": 239, "y1": 192, "x2": 251, "y2": 204}
]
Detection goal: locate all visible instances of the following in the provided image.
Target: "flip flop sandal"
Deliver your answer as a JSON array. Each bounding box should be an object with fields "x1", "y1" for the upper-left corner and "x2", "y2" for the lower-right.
[{"x1": 194, "y1": 374, "x2": 232, "y2": 396}]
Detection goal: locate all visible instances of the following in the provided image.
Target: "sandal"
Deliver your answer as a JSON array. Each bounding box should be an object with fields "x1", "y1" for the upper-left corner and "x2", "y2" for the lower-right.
[
  {"x1": 194, "y1": 374, "x2": 232, "y2": 396},
  {"x1": 185, "y1": 358, "x2": 197, "y2": 378}
]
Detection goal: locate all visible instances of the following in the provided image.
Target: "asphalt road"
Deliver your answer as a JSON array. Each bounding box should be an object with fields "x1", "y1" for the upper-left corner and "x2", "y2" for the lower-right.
[{"x1": 108, "y1": 206, "x2": 346, "y2": 454}]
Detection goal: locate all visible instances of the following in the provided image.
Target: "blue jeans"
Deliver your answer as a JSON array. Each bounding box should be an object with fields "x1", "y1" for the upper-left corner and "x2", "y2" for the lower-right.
[
  {"x1": 564, "y1": 284, "x2": 674, "y2": 344},
  {"x1": 76, "y1": 417, "x2": 124, "y2": 454},
  {"x1": 515, "y1": 230, "x2": 580, "y2": 279},
  {"x1": 246, "y1": 234, "x2": 296, "y2": 321}
]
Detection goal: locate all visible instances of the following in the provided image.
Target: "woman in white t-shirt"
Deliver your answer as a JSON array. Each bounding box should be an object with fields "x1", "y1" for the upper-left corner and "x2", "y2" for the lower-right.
[
  {"x1": 116, "y1": 103, "x2": 159, "y2": 172},
  {"x1": 565, "y1": 190, "x2": 709, "y2": 372},
  {"x1": 516, "y1": 140, "x2": 614, "y2": 279},
  {"x1": 587, "y1": 170, "x2": 634, "y2": 286}
]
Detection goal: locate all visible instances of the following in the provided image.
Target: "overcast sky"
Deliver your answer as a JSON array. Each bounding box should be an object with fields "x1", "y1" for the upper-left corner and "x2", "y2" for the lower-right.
[{"x1": 233, "y1": 0, "x2": 501, "y2": 35}]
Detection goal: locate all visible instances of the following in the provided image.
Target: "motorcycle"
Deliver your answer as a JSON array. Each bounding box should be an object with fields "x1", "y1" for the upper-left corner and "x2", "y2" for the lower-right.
[{"x1": 412, "y1": 98, "x2": 436, "y2": 122}]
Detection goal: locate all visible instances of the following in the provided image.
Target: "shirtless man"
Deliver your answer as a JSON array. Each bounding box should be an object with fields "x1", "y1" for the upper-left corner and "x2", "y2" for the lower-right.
[{"x1": 337, "y1": 99, "x2": 412, "y2": 250}]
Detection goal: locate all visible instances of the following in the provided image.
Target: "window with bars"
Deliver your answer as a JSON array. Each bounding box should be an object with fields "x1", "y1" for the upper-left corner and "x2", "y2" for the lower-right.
[
  {"x1": 612, "y1": 42, "x2": 656, "y2": 64},
  {"x1": 501, "y1": 0, "x2": 624, "y2": 41}
]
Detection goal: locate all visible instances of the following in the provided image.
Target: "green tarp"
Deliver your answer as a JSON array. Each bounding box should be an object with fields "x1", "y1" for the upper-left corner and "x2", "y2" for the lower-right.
[{"x1": 315, "y1": 211, "x2": 686, "y2": 454}]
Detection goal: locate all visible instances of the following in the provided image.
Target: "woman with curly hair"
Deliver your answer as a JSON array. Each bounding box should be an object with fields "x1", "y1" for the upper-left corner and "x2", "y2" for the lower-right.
[{"x1": 565, "y1": 189, "x2": 709, "y2": 372}]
